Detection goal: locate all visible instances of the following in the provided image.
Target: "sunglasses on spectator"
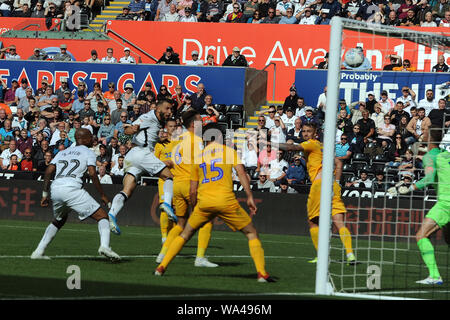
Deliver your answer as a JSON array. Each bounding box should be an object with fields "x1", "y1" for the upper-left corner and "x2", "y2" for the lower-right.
[
  {"x1": 120, "y1": 115, "x2": 127, "y2": 118},
  {"x1": 396, "y1": 136, "x2": 402, "y2": 139},
  {"x1": 403, "y1": 63, "x2": 410, "y2": 67},
  {"x1": 233, "y1": 6, "x2": 239, "y2": 8},
  {"x1": 84, "y1": 103, "x2": 90, "y2": 105},
  {"x1": 341, "y1": 137, "x2": 347, "y2": 140},
  {"x1": 268, "y1": 111, "x2": 275, "y2": 113}
]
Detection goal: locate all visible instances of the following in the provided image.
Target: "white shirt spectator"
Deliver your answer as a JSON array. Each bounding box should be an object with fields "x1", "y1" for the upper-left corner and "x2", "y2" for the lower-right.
[
  {"x1": 185, "y1": 59, "x2": 204, "y2": 66},
  {"x1": 396, "y1": 95, "x2": 416, "y2": 115},
  {"x1": 161, "y1": 11, "x2": 180, "y2": 21},
  {"x1": 299, "y1": 14, "x2": 317, "y2": 24},
  {"x1": 119, "y1": 55, "x2": 136, "y2": 64},
  {"x1": 98, "y1": 173, "x2": 113, "y2": 184},
  {"x1": 242, "y1": 148, "x2": 258, "y2": 168},
  {"x1": 418, "y1": 98, "x2": 438, "y2": 116},
  {"x1": 268, "y1": 158, "x2": 288, "y2": 180},
  {"x1": 378, "y1": 98, "x2": 395, "y2": 114},
  {"x1": 265, "y1": 116, "x2": 276, "y2": 130},
  {"x1": 0, "y1": 148, "x2": 23, "y2": 167},
  {"x1": 101, "y1": 56, "x2": 117, "y2": 63},
  {"x1": 281, "y1": 114, "x2": 298, "y2": 132},
  {"x1": 82, "y1": 124, "x2": 94, "y2": 134},
  {"x1": 5, "y1": 52, "x2": 21, "y2": 60},
  {"x1": 11, "y1": 116, "x2": 28, "y2": 130},
  {"x1": 276, "y1": 0, "x2": 293, "y2": 15},
  {"x1": 316, "y1": 92, "x2": 327, "y2": 111},
  {"x1": 110, "y1": 165, "x2": 124, "y2": 176}
]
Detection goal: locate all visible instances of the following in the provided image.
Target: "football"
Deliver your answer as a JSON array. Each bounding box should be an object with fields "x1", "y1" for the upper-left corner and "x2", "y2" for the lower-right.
[{"x1": 344, "y1": 48, "x2": 364, "y2": 67}]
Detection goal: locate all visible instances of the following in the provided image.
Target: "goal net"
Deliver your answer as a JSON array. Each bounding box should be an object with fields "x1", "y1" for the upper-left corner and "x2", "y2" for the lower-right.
[{"x1": 317, "y1": 17, "x2": 450, "y2": 300}]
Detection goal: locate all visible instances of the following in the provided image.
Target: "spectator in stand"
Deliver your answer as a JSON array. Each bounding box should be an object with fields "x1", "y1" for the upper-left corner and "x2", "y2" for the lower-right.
[
  {"x1": 12, "y1": 109, "x2": 28, "y2": 131},
  {"x1": 431, "y1": 54, "x2": 449, "y2": 73},
  {"x1": 77, "y1": 99, "x2": 95, "y2": 123},
  {"x1": 157, "y1": 46, "x2": 180, "y2": 64},
  {"x1": 97, "y1": 115, "x2": 115, "y2": 145},
  {"x1": 116, "y1": 6, "x2": 134, "y2": 20},
  {"x1": 277, "y1": 178, "x2": 297, "y2": 193},
  {"x1": 110, "y1": 144, "x2": 128, "y2": 169},
  {"x1": 185, "y1": 50, "x2": 204, "y2": 65},
  {"x1": 428, "y1": 98, "x2": 450, "y2": 128},
  {"x1": 418, "y1": 89, "x2": 438, "y2": 116},
  {"x1": 17, "y1": 88, "x2": 34, "y2": 113},
  {"x1": 433, "y1": 0, "x2": 449, "y2": 21},
  {"x1": 383, "y1": 54, "x2": 402, "y2": 71},
  {"x1": 155, "y1": 0, "x2": 176, "y2": 20},
  {"x1": 286, "y1": 117, "x2": 303, "y2": 143},
  {"x1": 101, "y1": 48, "x2": 117, "y2": 63},
  {"x1": 356, "y1": 0, "x2": 377, "y2": 20},
  {"x1": 254, "y1": 173, "x2": 276, "y2": 192},
  {"x1": 119, "y1": 47, "x2": 136, "y2": 64},
  {"x1": 384, "y1": 10, "x2": 401, "y2": 26},
  {"x1": 386, "y1": 133, "x2": 408, "y2": 167},
  {"x1": 6, "y1": 154, "x2": 19, "y2": 171},
  {"x1": 337, "y1": 109, "x2": 353, "y2": 137},
  {"x1": 222, "y1": 47, "x2": 248, "y2": 67},
  {"x1": 190, "y1": 83, "x2": 207, "y2": 112},
  {"x1": 17, "y1": 128, "x2": 32, "y2": 154},
  {"x1": 270, "y1": 116, "x2": 287, "y2": 144},
  {"x1": 204, "y1": 0, "x2": 224, "y2": 22},
  {"x1": 178, "y1": 5, "x2": 198, "y2": 21},
  {"x1": 439, "y1": 10, "x2": 450, "y2": 26},
  {"x1": 256, "y1": 140, "x2": 276, "y2": 176},
  {"x1": 370, "y1": 103, "x2": 385, "y2": 129},
  {"x1": 298, "y1": 7, "x2": 317, "y2": 24},
  {"x1": 372, "y1": 172, "x2": 386, "y2": 191},
  {"x1": 281, "y1": 107, "x2": 297, "y2": 132},
  {"x1": 300, "y1": 107, "x2": 320, "y2": 127},
  {"x1": 390, "y1": 101, "x2": 411, "y2": 126},
  {"x1": 376, "y1": 115, "x2": 396, "y2": 145},
  {"x1": 86, "y1": 49, "x2": 101, "y2": 62},
  {"x1": 344, "y1": 0, "x2": 361, "y2": 19},
  {"x1": 416, "y1": 0, "x2": 433, "y2": 23},
  {"x1": 395, "y1": 115, "x2": 413, "y2": 144},
  {"x1": 348, "y1": 124, "x2": 365, "y2": 154},
  {"x1": 406, "y1": 107, "x2": 431, "y2": 144},
  {"x1": 28, "y1": 48, "x2": 47, "y2": 61},
  {"x1": 316, "y1": 52, "x2": 329, "y2": 69},
  {"x1": 0, "y1": 109, "x2": 7, "y2": 128},
  {"x1": 110, "y1": 99, "x2": 125, "y2": 125},
  {"x1": 294, "y1": 97, "x2": 308, "y2": 118},
  {"x1": 103, "y1": 82, "x2": 116, "y2": 103},
  {"x1": 19, "y1": 148, "x2": 35, "y2": 171},
  {"x1": 171, "y1": 85, "x2": 186, "y2": 114},
  {"x1": 378, "y1": 90, "x2": 395, "y2": 114},
  {"x1": 114, "y1": 111, "x2": 132, "y2": 143},
  {"x1": 392, "y1": 59, "x2": 416, "y2": 71},
  {"x1": 335, "y1": 133, "x2": 352, "y2": 168},
  {"x1": 111, "y1": 155, "x2": 125, "y2": 177},
  {"x1": 97, "y1": 164, "x2": 113, "y2": 184},
  {"x1": 108, "y1": 91, "x2": 124, "y2": 115},
  {"x1": 283, "y1": 86, "x2": 299, "y2": 112},
  {"x1": 4, "y1": 79, "x2": 19, "y2": 106},
  {"x1": 0, "y1": 45, "x2": 21, "y2": 60},
  {"x1": 257, "y1": 0, "x2": 273, "y2": 18},
  {"x1": 398, "y1": 0, "x2": 414, "y2": 19},
  {"x1": 262, "y1": 105, "x2": 277, "y2": 129},
  {"x1": 128, "y1": 104, "x2": 141, "y2": 122},
  {"x1": 356, "y1": 109, "x2": 376, "y2": 144},
  {"x1": 0, "y1": 139, "x2": 22, "y2": 169},
  {"x1": 71, "y1": 91, "x2": 86, "y2": 115},
  {"x1": 364, "y1": 91, "x2": 377, "y2": 114},
  {"x1": 248, "y1": 9, "x2": 263, "y2": 23},
  {"x1": 421, "y1": 10, "x2": 437, "y2": 26},
  {"x1": 96, "y1": 144, "x2": 111, "y2": 170},
  {"x1": 120, "y1": 84, "x2": 136, "y2": 110},
  {"x1": 0, "y1": 119, "x2": 14, "y2": 141},
  {"x1": 279, "y1": 7, "x2": 298, "y2": 23},
  {"x1": 317, "y1": 86, "x2": 328, "y2": 116},
  {"x1": 286, "y1": 154, "x2": 306, "y2": 185},
  {"x1": 36, "y1": 150, "x2": 52, "y2": 172},
  {"x1": 137, "y1": 82, "x2": 156, "y2": 106},
  {"x1": 226, "y1": 3, "x2": 245, "y2": 22},
  {"x1": 161, "y1": 3, "x2": 179, "y2": 21},
  {"x1": 346, "y1": 170, "x2": 372, "y2": 189},
  {"x1": 156, "y1": 85, "x2": 172, "y2": 102},
  {"x1": 31, "y1": 2, "x2": 45, "y2": 17},
  {"x1": 53, "y1": 44, "x2": 72, "y2": 62},
  {"x1": 242, "y1": 0, "x2": 258, "y2": 20},
  {"x1": 338, "y1": 99, "x2": 351, "y2": 118},
  {"x1": 276, "y1": 0, "x2": 292, "y2": 16},
  {"x1": 396, "y1": 86, "x2": 417, "y2": 115},
  {"x1": 260, "y1": 7, "x2": 280, "y2": 23},
  {"x1": 129, "y1": 0, "x2": 145, "y2": 17},
  {"x1": 202, "y1": 105, "x2": 219, "y2": 126}
]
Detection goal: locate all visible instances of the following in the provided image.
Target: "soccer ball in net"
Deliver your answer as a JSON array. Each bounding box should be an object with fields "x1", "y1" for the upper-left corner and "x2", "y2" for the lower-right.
[{"x1": 344, "y1": 48, "x2": 364, "y2": 67}]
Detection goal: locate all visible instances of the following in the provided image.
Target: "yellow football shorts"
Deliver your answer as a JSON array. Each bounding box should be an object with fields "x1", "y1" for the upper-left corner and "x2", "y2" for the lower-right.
[
  {"x1": 307, "y1": 179, "x2": 346, "y2": 220},
  {"x1": 188, "y1": 200, "x2": 252, "y2": 232},
  {"x1": 158, "y1": 179, "x2": 164, "y2": 203},
  {"x1": 173, "y1": 181, "x2": 191, "y2": 218}
]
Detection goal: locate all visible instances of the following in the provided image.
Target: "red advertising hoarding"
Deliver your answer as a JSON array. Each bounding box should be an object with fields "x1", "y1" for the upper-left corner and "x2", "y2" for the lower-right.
[{"x1": 0, "y1": 19, "x2": 447, "y2": 101}]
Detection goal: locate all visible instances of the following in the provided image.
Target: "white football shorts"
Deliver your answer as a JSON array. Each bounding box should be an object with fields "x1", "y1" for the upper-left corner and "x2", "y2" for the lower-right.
[
  {"x1": 123, "y1": 146, "x2": 166, "y2": 182},
  {"x1": 50, "y1": 184, "x2": 101, "y2": 221}
]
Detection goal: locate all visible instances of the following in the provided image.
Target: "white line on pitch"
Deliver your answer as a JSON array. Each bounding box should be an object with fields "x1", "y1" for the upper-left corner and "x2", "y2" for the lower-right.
[
  {"x1": 0, "y1": 254, "x2": 305, "y2": 259},
  {"x1": 0, "y1": 224, "x2": 309, "y2": 246}
]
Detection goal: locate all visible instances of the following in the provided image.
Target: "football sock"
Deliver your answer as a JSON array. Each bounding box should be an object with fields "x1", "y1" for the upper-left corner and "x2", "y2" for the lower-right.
[
  {"x1": 109, "y1": 191, "x2": 128, "y2": 218},
  {"x1": 197, "y1": 221, "x2": 213, "y2": 258},
  {"x1": 98, "y1": 218, "x2": 110, "y2": 248},
  {"x1": 249, "y1": 238, "x2": 267, "y2": 277},
  {"x1": 160, "y1": 235, "x2": 186, "y2": 269},
  {"x1": 160, "y1": 224, "x2": 183, "y2": 255},
  {"x1": 417, "y1": 238, "x2": 441, "y2": 279},
  {"x1": 163, "y1": 178, "x2": 173, "y2": 204},
  {"x1": 310, "y1": 226, "x2": 319, "y2": 251},
  {"x1": 36, "y1": 223, "x2": 59, "y2": 252},
  {"x1": 339, "y1": 227, "x2": 354, "y2": 255},
  {"x1": 160, "y1": 210, "x2": 170, "y2": 239}
]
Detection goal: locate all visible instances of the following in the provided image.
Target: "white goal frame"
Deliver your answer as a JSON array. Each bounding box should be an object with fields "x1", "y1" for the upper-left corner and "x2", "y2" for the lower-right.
[{"x1": 315, "y1": 16, "x2": 449, "y2": 299}]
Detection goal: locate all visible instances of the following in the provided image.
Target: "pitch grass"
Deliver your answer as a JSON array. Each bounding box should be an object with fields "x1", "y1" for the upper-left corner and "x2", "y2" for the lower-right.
[{"x1": 0, "y1": 219, "x2": 449, "y2": 300}]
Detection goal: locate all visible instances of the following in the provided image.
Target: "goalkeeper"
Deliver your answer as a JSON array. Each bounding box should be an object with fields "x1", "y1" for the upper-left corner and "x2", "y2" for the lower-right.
[{"x1": 389, "y1": 125, "x2": 448, "y2": 285}]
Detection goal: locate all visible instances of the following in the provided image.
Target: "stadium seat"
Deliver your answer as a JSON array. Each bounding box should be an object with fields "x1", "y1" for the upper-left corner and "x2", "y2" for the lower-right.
[
  {"x1": 372, "y1": 154, "x2": 388, "y2": 164},
  {"x1": 215, "y1": 122, "x2": 229, "y2": 133},
  {"x1": 352, "y1": 153, "x2": 368, "y2": 163},
  {"x1": 342, "y1": 163, "x2": 354, "y2": 173},
  {"x1": 214, "y1": 104, "x2": 227, "y2": 113}
]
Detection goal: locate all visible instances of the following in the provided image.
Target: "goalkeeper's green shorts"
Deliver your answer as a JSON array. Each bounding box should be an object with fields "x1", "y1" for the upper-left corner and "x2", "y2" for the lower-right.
[{"x1": 426, "y1": 201, "x2": 450, "y2": 228}]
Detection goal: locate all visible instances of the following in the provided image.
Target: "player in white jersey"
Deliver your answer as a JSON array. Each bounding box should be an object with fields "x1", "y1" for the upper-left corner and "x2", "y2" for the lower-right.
[
  {"x1": 107, "y1": 99, "x2": 176, "y2": 235},
  {"x1": 31, "y1": 128, "x2": 121, "y2": 261}
]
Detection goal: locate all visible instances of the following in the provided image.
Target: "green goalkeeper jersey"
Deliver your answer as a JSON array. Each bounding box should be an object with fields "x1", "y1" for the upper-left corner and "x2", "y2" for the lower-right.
[
  {"x1": 436, "y1": 151, "x2": 450, "y2": 201},
  {"x1": 415, "y1": 147, "x2": 442, "y2": 191}
]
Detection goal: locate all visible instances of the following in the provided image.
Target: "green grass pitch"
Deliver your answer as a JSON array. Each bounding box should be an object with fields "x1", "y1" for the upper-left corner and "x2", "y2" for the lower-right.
[{"x1": 0, "y1": 219, "x2": 449, "y2": 300}]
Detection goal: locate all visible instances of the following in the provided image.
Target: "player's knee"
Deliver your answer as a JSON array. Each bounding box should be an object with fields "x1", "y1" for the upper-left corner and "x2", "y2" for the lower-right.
[{"x1": 52, "y1": 217, "x2": 66, "y2": 229}]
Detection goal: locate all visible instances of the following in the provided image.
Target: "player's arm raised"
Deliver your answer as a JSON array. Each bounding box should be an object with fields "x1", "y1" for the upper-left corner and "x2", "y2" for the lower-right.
[
  {"x1": 41, "y1": 163, "x2": 56, "y2": 207},
  {"x1": 278, "y1": 142, "x2": 304, "y2": 152},
  {"x1": 87, "y1": 165, "x2": 110, "y2": 206},
  {"x1": 235, "y1": 163, "x2": 257, "y2": 216}
]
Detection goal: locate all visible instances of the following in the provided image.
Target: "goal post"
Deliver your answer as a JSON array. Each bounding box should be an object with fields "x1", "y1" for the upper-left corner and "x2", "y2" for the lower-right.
[{"x1": 316, "y1": 16, "x2": 450, "y2": 299}]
